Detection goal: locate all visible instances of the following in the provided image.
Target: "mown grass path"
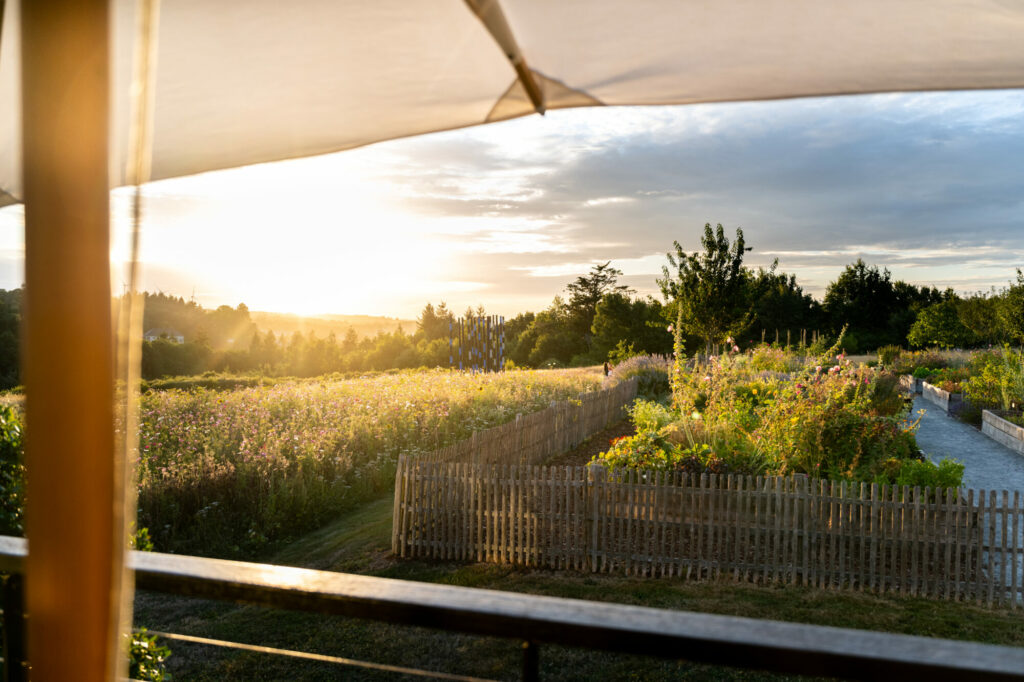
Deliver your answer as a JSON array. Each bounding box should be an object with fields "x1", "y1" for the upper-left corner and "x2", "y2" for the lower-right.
[{"x1": 135, "y1": 493, "x2": 1024, "y2": 681}]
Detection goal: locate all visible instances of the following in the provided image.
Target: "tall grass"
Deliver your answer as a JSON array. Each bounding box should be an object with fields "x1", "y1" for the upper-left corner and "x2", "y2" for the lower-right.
[{"x1": 137, "y1": 368, "x2": 601, "y2": 556}]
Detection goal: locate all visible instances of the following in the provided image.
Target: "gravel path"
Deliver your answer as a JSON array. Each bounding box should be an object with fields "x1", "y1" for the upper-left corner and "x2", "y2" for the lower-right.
[{"x1": 913, "y1": 396, "x2": 1024, "y2": 491}]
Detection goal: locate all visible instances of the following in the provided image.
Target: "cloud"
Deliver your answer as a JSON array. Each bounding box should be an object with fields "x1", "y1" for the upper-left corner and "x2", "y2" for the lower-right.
[
  {"x1": 372, "y1": 90, "x2": 1024, "y2": 307},
  {"x1": 2, "y1": 90, "x2": 1021, "y2": 317}
]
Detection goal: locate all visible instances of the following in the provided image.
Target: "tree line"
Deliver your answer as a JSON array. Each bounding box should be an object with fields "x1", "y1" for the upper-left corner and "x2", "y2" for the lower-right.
[{"x1": 0, "y1": 222, "x2": 1021, "y2": 386}]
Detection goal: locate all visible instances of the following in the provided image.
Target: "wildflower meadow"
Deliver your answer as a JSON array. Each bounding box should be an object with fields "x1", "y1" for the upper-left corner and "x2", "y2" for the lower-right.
[{"x1": 137, "y1": 368, "x2": 601, "y2": 556}]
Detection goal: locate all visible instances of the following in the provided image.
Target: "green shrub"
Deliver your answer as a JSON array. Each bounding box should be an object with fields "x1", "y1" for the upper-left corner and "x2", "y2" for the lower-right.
[
  {"x1": 595, "y1": 431, "x2": 672, "y2": 470},
  {"x1": 895, "y1": 349, "x2": 949, "y2": 376},
  {"x1": 605, "y1": 355, "x2": 671, "y2": 400},
  {"x1": 0, "y1": 405, "x2": 24, "y2": 536},
  {"x1": 747, "y1": 344, "x2": 805, "y2": 373},
  {"x1": 912, "y1": 367, "x2": 934, "y2": 380},
  {"x1": 877, "y1": 344, "x2": 902, "y2": 366},
  {"x1": 129, "y1": 629, "x2": 172, "y2": 681},
  {"x1": 893, "y1": 458, "x2": 964, "y2": 489},
  {"x1": 628, "y1": 399, "x2": 675, "y2": 432},
  {"x1": 607, "y1": 340, "x2": 645, "y2": 364},
  {"x1": 925, "y1": 366, "x2": 970, "y2": 393},
  {"x1": 750, "y1": 365, "x2": 919, "y2": 480}
]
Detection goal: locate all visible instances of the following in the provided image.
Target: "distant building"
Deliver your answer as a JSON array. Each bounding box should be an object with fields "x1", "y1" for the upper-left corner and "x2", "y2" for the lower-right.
[{"x1": 143, "y1": 327, "x2": 185, "y2": 344}]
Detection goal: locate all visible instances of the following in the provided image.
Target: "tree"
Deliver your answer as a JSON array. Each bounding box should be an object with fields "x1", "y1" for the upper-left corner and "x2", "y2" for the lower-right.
[
  {"x1": 907, "y1": 299, "x2": 975, "y2": 349},
  {"x1": 657, "y1": 223, "x2": 751, "y2": 351},
  {"x1": 590, "y1": 293, "x2": 671, "y2": 361},
  {"x1": 959, "y1": 290, "x2": 1005, "y2": 345},
  {"x1": 511, "y1": 298, "x2": 585, "y2": 366},
  {"x1": 416, "y1": 302, "x2": 454, "y2": 341},
  {"x1": 999, "y1": 270, "x2": 1024, "y2": 344},
  {"x1": 564, "y1": 262, "x2": 631, "y2": 342},
  {"x1": 0, "y1": 288, "x2": 21, "y2": 389},
  {"x1": 746, "y1": 262, "x2": 822, "y2": 346},
  {"x1": 823, "y1": 259, "x2": 899, "y2": 351}
]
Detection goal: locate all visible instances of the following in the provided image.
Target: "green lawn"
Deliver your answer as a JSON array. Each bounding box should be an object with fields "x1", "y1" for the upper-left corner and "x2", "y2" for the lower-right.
[{"x1": 134, "y1": 495, "x2": 1024, "y2": 681}]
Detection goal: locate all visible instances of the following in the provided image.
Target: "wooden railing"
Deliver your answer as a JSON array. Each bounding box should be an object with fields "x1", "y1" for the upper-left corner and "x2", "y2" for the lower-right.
[
  {"x1": 2, "y1": 535, "x2": 1024, "y2": 681},
  {"x1": 394, "y1": 464, "x2": 1024, "y2": 607}
]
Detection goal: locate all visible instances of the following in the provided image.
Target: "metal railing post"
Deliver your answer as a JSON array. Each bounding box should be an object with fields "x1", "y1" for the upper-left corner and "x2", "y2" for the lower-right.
[
  {"x1": 2, "y1": 574, "x2": 27, "y2": 682},
  {"x1": 521, "y1": 640, "x2": 539, "y2": 682}
]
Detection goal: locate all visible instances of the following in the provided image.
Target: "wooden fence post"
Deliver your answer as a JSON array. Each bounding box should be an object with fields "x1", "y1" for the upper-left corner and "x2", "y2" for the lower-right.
[
  {"x1": 391, "y1": 454, "x2": 405, "y2": 555},
  {"x1": 588, "y1": 461, "x2": 607, "y2": 572}
]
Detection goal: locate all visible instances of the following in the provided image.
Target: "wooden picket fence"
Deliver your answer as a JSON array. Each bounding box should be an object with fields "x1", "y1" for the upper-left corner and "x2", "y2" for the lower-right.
[
  {"x1": 423, "y1": 378, "x2": 638, "y2": 465},
  {"x1": 393, "y1": 463, "x2": 1024, "y2": 607}
]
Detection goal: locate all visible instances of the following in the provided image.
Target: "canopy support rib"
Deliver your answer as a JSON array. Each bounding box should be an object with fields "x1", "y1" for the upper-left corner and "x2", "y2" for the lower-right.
[{"x1": 463, "y1": 0, "x2": 545, "y2": 115}]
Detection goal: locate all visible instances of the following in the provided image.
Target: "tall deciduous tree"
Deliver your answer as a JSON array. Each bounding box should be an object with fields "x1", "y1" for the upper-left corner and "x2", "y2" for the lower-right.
[
  {"x1": 746, "y1": 261, "x2": 822, "y2": 345},
  {"x1": 958, "y1": 291, "x2": 1003, "y2": 345},
  {"x1": 590, "y1": 293, "x2": 672, "y2": 361},
  {"x1": 657, "y1": 223, "x2": 751, "y2": 351},
  {"x1": 823, "y1": 259, "x2": 900, "y2": 351},
  {"x1": 999, "y1": 270, "x2": 1024, "y2": 344},
  {"x1": 564, "y1": 261, "x2": 631, "y2": 342},
  {"x1": 907, "y1": 299, "x2": 975, "y2": 349}
]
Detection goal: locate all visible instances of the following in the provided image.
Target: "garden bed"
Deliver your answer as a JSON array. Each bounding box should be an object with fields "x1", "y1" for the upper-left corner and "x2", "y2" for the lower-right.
[
  {"x1": 981, "y1": 410, "x2": 1024, "y2": 456},
  {"x1": 899, "y1": 374, "x2": 921, "y2": 394},
  {"x1": 922, "y1": 381, "x2": 964, "y2": 416}
]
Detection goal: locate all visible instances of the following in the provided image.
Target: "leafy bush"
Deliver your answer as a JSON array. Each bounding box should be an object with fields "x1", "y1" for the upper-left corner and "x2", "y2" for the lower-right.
[
  {"x1": 893, "y1": 458, "x2": 964, "y2": 489},
  {"x1": 747, "y1": 344, "x2": 804, "y2": 373},
  {"x1": 607, "y1": 340, "x2": 645, "y2": 364},
  {"x1": 877, "y1": 344, "x2": 902, "y2": 366},
  {"x1": 0, "y1": 405, "x2": 24, "y2": 536},
  {"x1": 964, "y1": 347, "x2": 1024, "y2": 410},
  {"x1": 925, "y1": 366, "x2": 970, "y2": 393},
  {"x1": 627, "y1": 399, "x2": 675, "y2": 432},
  {"x1": 753, "y1": 367, "x2": 919, "y2": 480},
  {"x1": 912, "y1": 367, "x2": 935, "y2": 380},
  {"x1": 597, "y1": 431, "x2": 673, "y2": 470},
  {"x1": 605, "y1": 354, "x2": 671, "y2": 400},
  {"x1": 893, "y1": 349, "x2": 949, "y2": 376},
  {"x1": 129, "y1": 629, "x2": 172, "y2": 681},
  {"x1": 599, "y1": 349, "x2": 922, "y2": 484}
]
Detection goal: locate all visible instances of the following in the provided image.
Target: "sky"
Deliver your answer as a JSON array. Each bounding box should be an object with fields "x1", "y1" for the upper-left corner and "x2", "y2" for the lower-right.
[{"x1": 0, "y1": 89, "x2": 1022, "y2": 319}]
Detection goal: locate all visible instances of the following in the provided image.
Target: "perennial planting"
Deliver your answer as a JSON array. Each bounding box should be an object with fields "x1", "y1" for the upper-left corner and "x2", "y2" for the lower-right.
[
  {"x1": 596, "y1": 345, "x2": 962, "y2": 487},
  {"x1": 137, "y1": 368, "x2": 601, "y2": 555}
]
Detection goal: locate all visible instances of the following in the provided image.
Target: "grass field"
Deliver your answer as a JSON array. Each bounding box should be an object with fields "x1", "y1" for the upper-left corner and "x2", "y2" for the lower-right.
[{"x1": 134, "y1": 494, "x2": 1024, "y2": 681}]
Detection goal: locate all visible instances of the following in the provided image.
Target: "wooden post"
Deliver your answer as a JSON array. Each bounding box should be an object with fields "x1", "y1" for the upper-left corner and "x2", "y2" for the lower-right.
[
  {"x1": 587, "y1": 461, "x2": 605, "y2": 572},
  {"x1": 21, "y1": 1, "x2": 125, "y2": 679}
]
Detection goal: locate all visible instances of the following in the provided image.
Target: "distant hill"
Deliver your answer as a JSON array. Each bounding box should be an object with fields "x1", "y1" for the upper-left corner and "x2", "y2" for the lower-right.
[{"x1": 250, "y1": 311, "x2": 417, "y2": 340}]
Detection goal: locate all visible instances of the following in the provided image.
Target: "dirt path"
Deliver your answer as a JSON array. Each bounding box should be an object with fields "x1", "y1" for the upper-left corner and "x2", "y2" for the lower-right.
[{"x1": 541, "y1": 419, "x2": 636, "y2": 466}]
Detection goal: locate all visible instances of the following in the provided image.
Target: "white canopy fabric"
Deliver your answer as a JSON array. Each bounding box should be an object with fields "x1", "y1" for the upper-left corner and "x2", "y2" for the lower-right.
[{"x1": 3, "y1": 0, "x2": 1024, "y2": 208}]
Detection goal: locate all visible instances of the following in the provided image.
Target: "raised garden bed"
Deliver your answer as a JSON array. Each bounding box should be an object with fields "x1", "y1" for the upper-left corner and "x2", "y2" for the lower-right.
[
  {"x1": 922, "y1": 381, "x2": 964, "y2": 415},
  {"x1": 899, "y1": 374, "x2": 922, "y2": 394},
  {"x1": 981, "y1": 410, "x2": 1024, "y2": 456}
]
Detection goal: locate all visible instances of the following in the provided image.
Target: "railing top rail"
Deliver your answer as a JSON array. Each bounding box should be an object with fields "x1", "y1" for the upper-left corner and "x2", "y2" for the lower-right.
[{"x1": 1, "y1": 535, "x2": 1023, "y2": 680}]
